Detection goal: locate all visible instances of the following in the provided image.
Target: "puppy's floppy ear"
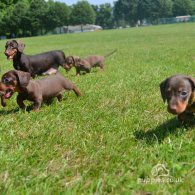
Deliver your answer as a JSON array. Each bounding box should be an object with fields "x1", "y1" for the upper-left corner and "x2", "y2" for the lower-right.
[
  {"x1": 14, "y1": 70, "x2": 31, "y2": 89},
  {"x1": 5, "y1": 40, "x2": 11, "y2": 47},
  {"x1": 160, "y1": 78, "x2": 168, "y2": 102},
  {"x1": 187, "y1": 77, "x2": 195, "y2": 91},
  {"x1": 71, "y1": 56, "x2": 75, "y2": 64},
  {"x1": 16, "y1": 40, "x2": 25, "y2": 53}
]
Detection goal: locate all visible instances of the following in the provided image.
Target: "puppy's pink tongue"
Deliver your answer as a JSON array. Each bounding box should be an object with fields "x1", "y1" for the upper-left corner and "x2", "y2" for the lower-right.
[
  {"x1": 8, "y1": 56, "x2": 13, "y2": 60},
  {"x1": 5, "y1": 92, "x2": 11, "y2": 98}
]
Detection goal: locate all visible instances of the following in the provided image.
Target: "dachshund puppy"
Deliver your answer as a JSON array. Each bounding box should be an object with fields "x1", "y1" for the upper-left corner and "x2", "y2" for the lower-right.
[
  {"x1": 65, "y1": 49, "x2": 117, "y2": 76},
  {"x1": 4, "y1": 40, "x2": 67, "y2": 77},
  {"x1": 64, "y1": 56, "x2": 81, "y2": 73},
  {"x1": 160, "y1": 75, "x2": 195, "y2": 122},
  {"x1": 1, "y1": 70, "x2": 81, "y2": 111},
  {"x1": 67, "y1": 57, "x2": 91, "y2": 76},
  {"x1": 64, "y1": 55, "x2": 91, "y2": 76}
]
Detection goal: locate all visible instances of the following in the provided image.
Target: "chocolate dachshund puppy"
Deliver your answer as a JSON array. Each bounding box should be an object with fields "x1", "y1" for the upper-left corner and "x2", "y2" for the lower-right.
[
  {"x1": 160, "y1": 74, "x2": 195, "y2": 122},
  {"x1": 65, "y1": 49, "x2": 117, "y2": 76},
  {"x1": 4, "y1": 40, "x2": 67, "y2": 77},
  {"x1": 0, "y1": 70, "x2": 81, "y2": 111}
]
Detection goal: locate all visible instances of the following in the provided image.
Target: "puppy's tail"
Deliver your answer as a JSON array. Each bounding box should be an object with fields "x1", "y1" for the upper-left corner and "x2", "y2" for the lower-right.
[
  {"x1": 73, "y1": 85, "x2": 82, "y2": 97},
  {"x1": 104, "y1": 49, "x2": 117, "y2": 58}
]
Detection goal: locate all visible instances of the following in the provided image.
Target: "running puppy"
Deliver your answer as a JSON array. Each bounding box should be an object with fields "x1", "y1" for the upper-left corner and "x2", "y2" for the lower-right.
[
  {"x1": 1, "y1": 70, "x2": 81, "y2": 111},
  {"x1": 4, "y1": 40, "x2": 67, "y2": 77},
  {"x1": 160, "y1": 74, "x2": 195, "y2": 122},
  {"x1": 65, "y1": 49, "x2": 117, "y2": 76}
]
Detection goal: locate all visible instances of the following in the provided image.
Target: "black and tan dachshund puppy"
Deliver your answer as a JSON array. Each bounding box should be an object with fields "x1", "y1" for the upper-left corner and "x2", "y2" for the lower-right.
[
  {"x1": 4, "y1": 40, "x2": 67, "y2": 77},
  {"x1": 0, "y1": 70, "x2": 81, "y2": 111},
  {"x1": 160, "y1": 74, "x2": 195, "y2": 122}
]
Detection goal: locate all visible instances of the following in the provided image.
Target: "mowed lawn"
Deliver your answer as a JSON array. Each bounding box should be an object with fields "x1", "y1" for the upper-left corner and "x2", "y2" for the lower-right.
[{"x1": 0, "y1": 23, "x2": 195, "y2": 194}]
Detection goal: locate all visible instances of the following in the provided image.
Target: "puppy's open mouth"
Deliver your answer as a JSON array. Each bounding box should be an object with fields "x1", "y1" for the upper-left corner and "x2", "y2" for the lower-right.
[
  {"x1": 65, "y1": 66, "x2": 72, "y2": 72},
  {"x1": 5, "y1": 50, "x2": 17, "y2": 60},
  {"x1": 2, "y1": 89, "x2": 14, "y2": 99}
]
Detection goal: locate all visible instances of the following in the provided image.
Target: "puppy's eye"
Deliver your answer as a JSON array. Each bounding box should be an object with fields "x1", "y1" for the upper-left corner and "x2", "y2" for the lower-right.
[
  {"x1": 2, "y1": 77, "x2": 10, "y2": 84},
  {"x1": 181, "y1": 91, "x2": 188, "y2": 96}
]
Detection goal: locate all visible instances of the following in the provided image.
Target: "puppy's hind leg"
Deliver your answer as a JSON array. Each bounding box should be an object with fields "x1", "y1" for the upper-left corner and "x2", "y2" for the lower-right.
[
  {"x1": 32, "y1": 98, "x2": 42, "y2": 111},
  {"x1": 57, "y1": 94, "x2": 63, "y2": 102},
  {"x1": 99, "y1": 62, "x2": 104, "y2": 70}
]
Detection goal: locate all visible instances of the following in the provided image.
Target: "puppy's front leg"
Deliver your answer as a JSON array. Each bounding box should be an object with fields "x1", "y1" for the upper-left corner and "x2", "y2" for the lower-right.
[
  {"x1": 32, "y1": 98, "x2": 42, "y2": 111},
  {"x1": 56, "y1": 94, "x2": 63, "y2": 102},
  {"x1": 1, "y1": 96, "x2": 6, "y2": 107},
  {"x1": 17, "y1": 94, "x2": 26, "y2": 109},
  {"x1": 76, "y1": 68, "x2": 81, "y2": 76}
]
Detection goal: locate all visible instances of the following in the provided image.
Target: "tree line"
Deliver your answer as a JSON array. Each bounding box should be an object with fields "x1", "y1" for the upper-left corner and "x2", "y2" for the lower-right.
[{"x1": 0, "y1": 0, "x2": 195, "y2": 38}]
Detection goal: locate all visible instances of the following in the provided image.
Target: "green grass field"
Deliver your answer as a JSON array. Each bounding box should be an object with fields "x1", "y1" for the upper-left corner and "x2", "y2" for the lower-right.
[{"x1": 0, "y1": 23, "x2": 194, "y2": 194}]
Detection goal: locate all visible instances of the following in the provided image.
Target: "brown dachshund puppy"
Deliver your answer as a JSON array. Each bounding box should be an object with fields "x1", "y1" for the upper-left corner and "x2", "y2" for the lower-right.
[
  {"x1": 4, "y1": 40, "x2": 67, "y2": 77},
  {"x1": 64, "y1": 56, "x2": 81, "y2": 71},
  {"x1": 1, "y1": 70, "x2": 81, "y2": 111},
  {"x1": 64, "y1": 56, "x2": 82, "y2": 75},
  {"x1": 65, "y1": 49, "x2": 117, "y2": 76},
  {"x1": 160, "y1": 75, "x2": 195, "y2": 122}
]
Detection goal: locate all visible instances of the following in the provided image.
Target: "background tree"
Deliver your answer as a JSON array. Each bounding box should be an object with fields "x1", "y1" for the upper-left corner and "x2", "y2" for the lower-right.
[
  {"x1": 173, "y1": 0, "x2": 194, "y2": 16},
  {"x1": 137, "y1": 0, "x2": 151, "y2": 24},
  {"x1": 113, "y1": 0, "x2": 126, "y2": 27},
  {"x1": 0, "y1": 0, "x2": 20, "y2": 10},
  {"x1": 93, "y1": 3, "x2": 113, "y2": 29},
  {"x1": 0, "y1": 12, "x2": 5, "y2": 36},
  {"x1": 114, "y1": 0, "x2": 139, "y2": 27},
  {"x1": 2, "y1": 1, "x2": 29, "y2": 37},
  {"x1": 70, "y1": 1, "x2": 96, "y2": 32},
  {"x1": 44, "y1": 1, "x2": 70, "y2": 33},
  {"x1": 26, "y1": 0, "x2": 48, "y2": 36},
  {"x1": 192, "y1": 0, "x2": 195, "y2": 14},
  {"x1": 148, "y1": 0, "x2": 173, "y2": 23}
]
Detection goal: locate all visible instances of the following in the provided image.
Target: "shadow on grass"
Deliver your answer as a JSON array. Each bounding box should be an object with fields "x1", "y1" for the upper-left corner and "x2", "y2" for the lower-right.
[
  {"x1": 0, "y1": 108, "x2": 19, "y2": 115},
  {"x1": 134, "y1": 117, "x2": 194, "y2": 144},
  {"x1": 0, "y1": 99, "x2": 64, "y2": 115},
  {"x1": 0, "y1": 105, "x2": 36, "y2": 115},
  {"x1": 69, "y1": 68, "x2": 101, "y2": 78}
]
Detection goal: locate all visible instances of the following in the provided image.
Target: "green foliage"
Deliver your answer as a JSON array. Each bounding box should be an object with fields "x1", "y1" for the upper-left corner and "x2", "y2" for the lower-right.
[
  {"x1": 27, "y1": 0, "x2": 48, "y2": 36},
  {"x1": 93, "y1": 3, "x2": 114, "y2": 29},
  {"x1": 173, "y1": 0, "x2": 194, "y2": 16},
  {"x1": 1, "y1": 0, "x2": 195, "y2": 37},
  {"x1": 70, "y1": 0, "x2": 96, "y2": 30},
  {"x1": 137, "y1": 0, "x2": 151, "y2": 22},
  {"x1": 44, "y1": 1, "x2": 70, "y2": 33},
  {"x1": 0, "y1": 23, "x2": 195, "y2": 193},
  {"x1": 114, "y1": 0, "x2": 173, "y2": 26},
  {"x1": 114, "y1": 0, "x2": 139, "y2": 26},
  {"x1": 2, "y1": 1, "x2": 29, "y2": 37},
  {"x1": 0, "y1": 0, "x2": 19, "y2": 10},
  {"x1": 148, "y1": 0, "x2": 173, "y2": 23}
]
